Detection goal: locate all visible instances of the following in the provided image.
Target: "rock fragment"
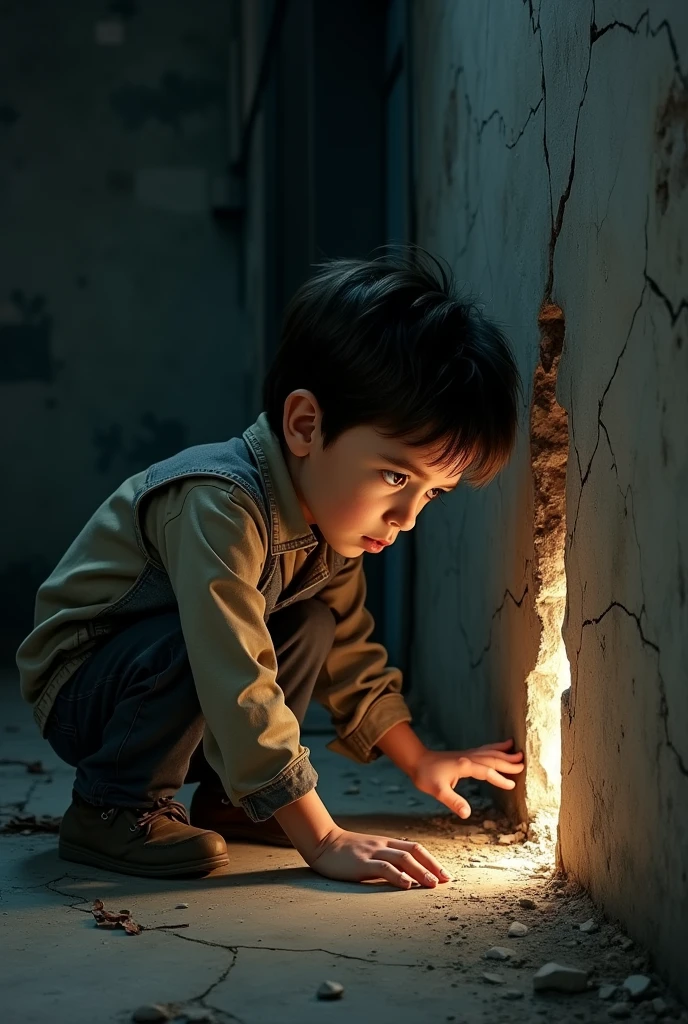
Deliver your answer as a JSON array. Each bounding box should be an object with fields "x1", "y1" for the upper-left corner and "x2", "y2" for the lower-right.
[
  {"x1": 502, "y1": 989, "x2": 523, "y2": 1000},
  {"x1": 175, "y1": 903, "x2": 189, "y2": 910},
  {"x1": 579, "y1": 918, "x2": 599, "y2": 933},
  {"x1": 469, "y1": 834, "x2": 491, "y2": 845},
  {"x1": 498, "y1": 833, "x2": 521, "y2": 845},
  {"x1": 482, "y1": 972, "x2": 505, "y2": 985},
  {"x1": 519, "y1": 897, "x2": 536, "y2": 910},
  {"x1": 317, "y1": 981, "x2": 344, "y2": 1001},
  {"x1": 508, "y1": 921, "x2": 529, "y2": 938},
  {"x1": 607, "y1": 1004, "x2": 631, "y2": 1019},
  {"x1": 533, "y1": 962, "x2": 588, "y2": 993},
  {"x1": 599, "y1": 984, "x2": 618, "y2": 1000},
  {"x1": 623, "y1": 974, "x2": 651, "y2": 1000},
  {"x1": 652, "y1": 997, "x2": 668, "y2": 1016},
  {"x1": 482, "y1": 819, "x2": 497, "y2": 831},
  {"x1": 485, "y1": 946, "x2": 512, "y2": 961},
  {"x1": 132, "y1": 1007, "x2": 171, "y2": 1023}
]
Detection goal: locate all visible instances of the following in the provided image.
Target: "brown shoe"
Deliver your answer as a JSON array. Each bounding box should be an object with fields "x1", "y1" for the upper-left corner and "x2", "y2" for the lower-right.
[
  {"x1": 59, "y1": 793, "x2": 229, "y2": 878},
  {"x1": 190, "y1": 786, "x2": 293, "y2": 847}
]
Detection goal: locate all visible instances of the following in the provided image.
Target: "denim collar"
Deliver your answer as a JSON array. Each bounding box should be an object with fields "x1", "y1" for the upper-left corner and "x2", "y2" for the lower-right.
[{"x1": 243, "y1": 413, "x2": 319, "y2": 554}]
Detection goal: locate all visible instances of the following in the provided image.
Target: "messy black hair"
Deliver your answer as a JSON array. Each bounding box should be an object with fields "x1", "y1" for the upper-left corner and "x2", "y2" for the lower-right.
[{"x1": 263, "y1": 246, "x2": 521, "y2": 486}]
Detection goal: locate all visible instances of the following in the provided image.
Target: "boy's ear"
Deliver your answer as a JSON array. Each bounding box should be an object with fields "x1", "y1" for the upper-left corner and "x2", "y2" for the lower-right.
[{"x1": 282, "y1": 390, "x2": 322, "y2": 456}]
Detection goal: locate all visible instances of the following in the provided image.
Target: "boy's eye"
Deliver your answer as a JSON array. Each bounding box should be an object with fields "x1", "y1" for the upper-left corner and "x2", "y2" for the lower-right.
[{"x1": 381, "y1": 469, "x2": 407, "y2": 488}]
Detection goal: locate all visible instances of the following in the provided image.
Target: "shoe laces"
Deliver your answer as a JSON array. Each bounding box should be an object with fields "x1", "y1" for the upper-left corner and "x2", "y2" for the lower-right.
[{"x1": 133, "y1": 797, "x2": 190, "y2": 832}]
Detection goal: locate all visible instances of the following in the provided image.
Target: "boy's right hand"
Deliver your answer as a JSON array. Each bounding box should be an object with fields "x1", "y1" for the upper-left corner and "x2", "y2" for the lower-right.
[{"x1": 307, "y1": 826, "x2": 451, "y2": 889}]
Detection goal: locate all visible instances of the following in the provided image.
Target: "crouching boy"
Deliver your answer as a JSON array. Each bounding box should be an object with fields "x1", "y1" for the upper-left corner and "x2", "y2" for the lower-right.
[{"x1": 16, "y1": 249, "x2": 524, "y2": 887}]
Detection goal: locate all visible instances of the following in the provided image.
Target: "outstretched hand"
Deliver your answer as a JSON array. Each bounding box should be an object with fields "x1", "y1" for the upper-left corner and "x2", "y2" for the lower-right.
[{"x1": 411, "y1": 739, "x2": 524, "y2": 818}]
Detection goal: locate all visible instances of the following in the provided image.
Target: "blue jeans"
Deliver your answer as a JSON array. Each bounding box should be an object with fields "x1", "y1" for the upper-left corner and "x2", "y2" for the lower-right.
[{"x1": 44, "y1": 598, "x2": 335, "y2": 808}]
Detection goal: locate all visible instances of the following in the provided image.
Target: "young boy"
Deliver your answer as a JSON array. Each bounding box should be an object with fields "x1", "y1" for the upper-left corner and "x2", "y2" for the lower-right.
[{"x1": 16, "y1": 249, "x2": 524, "y2": 889}]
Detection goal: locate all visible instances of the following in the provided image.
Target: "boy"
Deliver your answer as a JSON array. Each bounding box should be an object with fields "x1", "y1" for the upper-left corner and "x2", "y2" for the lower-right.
[{"x1": 16, "y1": 249, "x2": 524, "y2": 889}]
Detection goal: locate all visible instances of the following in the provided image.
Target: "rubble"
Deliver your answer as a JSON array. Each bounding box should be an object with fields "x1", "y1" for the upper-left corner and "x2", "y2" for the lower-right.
[
  {"x1": 533, "y1": 962, "x2": 588, "y2": 993},
  {"x1": 508, "y1": 921, "x2": 529, "y2": 937},
  {"x1": 502, "y1": 989, "x2": 524, "y2": 1000},
  {"x1": 498, "y1": 833, "x2": 521, "y2": 845},
  {"x1": 579, "y1": 918, "x2": 599, "y2": 933},
  {"x1": 623, "y1": 974, "x2": 651, "y2": 1000},
  {"x1": 132, "y1": 1007, "x2": 171, "y2": 1023},
  {"x1": 599, "y1": 984, "x2": 618, "y2": 1000},
  {"x1": 317, "y1": 981, "x2": 344, "y2": 1001},
  {"x1": 482, "y1": 972, "x2": 505, "y2": 985},
  {"x1": 485, "y1": 947, "x2": 512, "y2": 961},
  {"x1": 469, "y1": 834, "x2": 491, "y2": 845}
]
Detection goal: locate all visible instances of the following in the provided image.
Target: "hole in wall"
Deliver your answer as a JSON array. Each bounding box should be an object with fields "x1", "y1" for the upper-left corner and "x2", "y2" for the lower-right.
[{"x1": 525, "y1": 302, "x2": 571, "y2": 859}]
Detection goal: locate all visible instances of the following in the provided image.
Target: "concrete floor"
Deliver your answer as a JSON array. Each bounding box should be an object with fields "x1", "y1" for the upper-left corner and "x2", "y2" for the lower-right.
[{"x1": 1, "y1": 682, "x2": 686, "y2": 1024}]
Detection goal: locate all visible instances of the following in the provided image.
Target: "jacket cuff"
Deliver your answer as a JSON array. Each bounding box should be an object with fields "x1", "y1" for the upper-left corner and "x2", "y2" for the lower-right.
[
  {"x1": 239, "y1": 750, "x2": 319, "y2": 822},
  {"x1": 326, "y1": 693, "x2": 412, "y2": 764}
]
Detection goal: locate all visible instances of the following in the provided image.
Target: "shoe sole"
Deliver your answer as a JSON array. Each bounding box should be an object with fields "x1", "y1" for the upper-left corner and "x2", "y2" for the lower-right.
[{"x1": 59, "y1": 839, "x2": 229, "y2": 878}]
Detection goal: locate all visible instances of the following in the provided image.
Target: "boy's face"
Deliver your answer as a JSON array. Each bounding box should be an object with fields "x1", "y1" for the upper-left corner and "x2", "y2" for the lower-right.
[{"x1": 282, "y1": 391, "x2": 463, "y2": 557}]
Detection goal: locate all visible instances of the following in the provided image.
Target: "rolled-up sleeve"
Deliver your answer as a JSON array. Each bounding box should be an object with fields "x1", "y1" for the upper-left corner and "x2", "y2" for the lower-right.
[
  {"x1": 143, "y1": 482, "x2": 317, "y2": 821},
  {"x1": 313, "y1": 555, "x2": 412, "y2": 763}
]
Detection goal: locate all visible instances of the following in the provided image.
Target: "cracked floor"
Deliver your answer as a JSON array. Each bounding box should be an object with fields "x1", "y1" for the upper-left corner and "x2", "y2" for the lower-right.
[{"x1": 1, "y1": 679, "x2": 685, "y2": 1024}]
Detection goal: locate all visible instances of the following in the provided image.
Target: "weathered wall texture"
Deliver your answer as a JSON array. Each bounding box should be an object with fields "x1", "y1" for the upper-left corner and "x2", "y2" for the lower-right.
[
  {"x1": 410, "y1": 0, "x2": 688, "y2": 994},
  {"x1": 0, "y1": 0, "x2": 247, "y2": 657}
]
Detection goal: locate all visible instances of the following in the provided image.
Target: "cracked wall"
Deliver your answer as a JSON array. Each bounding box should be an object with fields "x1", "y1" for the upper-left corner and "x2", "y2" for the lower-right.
[
  {"x1": 410, "y1": 0, "x2": 688, "y2": 996},
  {"x1": 0, "y1": 0, "x2": 247, "y2": 658}
]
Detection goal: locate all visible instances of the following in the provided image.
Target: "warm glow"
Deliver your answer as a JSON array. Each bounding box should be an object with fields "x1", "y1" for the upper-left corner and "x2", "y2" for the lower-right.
[{"x1": 525, "y1": 303, "x2": 570, "y2": 855}]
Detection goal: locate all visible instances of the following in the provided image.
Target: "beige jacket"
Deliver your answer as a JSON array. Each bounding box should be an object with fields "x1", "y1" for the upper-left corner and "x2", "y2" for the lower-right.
[{"x1": 16, "y1": 413, "x2": 412, "y2": 819}]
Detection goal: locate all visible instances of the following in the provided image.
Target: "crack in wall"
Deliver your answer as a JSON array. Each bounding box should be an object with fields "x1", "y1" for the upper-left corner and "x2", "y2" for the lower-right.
[{"x1": 580, "y1": 601, "x2": 688, "y2": 778}]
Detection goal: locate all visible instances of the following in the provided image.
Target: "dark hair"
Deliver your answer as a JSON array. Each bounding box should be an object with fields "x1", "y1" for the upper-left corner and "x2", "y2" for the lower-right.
[{"x1": 263, "y1": 246, "x2": 521, "y2": 486}]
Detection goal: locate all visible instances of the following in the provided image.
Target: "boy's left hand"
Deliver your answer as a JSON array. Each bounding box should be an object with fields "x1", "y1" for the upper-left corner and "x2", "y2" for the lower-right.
[{"x1": 411, "y1": 739, "x2": 524, "y2": 819}]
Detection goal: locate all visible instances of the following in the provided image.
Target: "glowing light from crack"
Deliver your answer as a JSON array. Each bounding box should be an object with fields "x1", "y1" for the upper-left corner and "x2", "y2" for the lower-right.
[{"x1": 525, "y1": 303, "x2": 571, "y2": 854}]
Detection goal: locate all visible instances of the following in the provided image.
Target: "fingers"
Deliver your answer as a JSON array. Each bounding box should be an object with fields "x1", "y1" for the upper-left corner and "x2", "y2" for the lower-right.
[
  {"x1": 368, "y1": 860, "x2": 418, "y2": 890},
  {"x1": 373, "y1": 844, "x2": 446, "y2": 888},
  {"x1": 466, "y1": 747, "x2": 524, "y2": 763},
  {"x1": 469, "y1": 755, "x2": 525, "y2": 775},
  {"x1": 385, "y1": 839, "x2": 450, "y2": 882}
]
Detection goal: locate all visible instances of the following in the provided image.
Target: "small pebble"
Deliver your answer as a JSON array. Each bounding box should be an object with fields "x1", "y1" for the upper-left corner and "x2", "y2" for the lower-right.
[
  {"x1": 580, "y1": 918, "x2": 599, "y2": 933},
  {"x1": 533, "y1": 962, "x2": 588, "y2": 993},
  {"x1": 621, "y1": 937, "x2": 634, "y2": 951},
  {"x1": 482, "y1": 819, "x2": 497, "y2": 831},
  {"x1": 599, "y1": 984, "x2": 618, "y2": 1000},
  {"x1": 132, "y1": 1007, "x2": 171, "y2": 1023},
  {"x1": 652, "y1": 997, "x2": 668, "y2": 1016},
  {"x1": 502, "y1": 989, "x2": 524, "y2": 1000},
  {"x1": 485, "y1": 947, "x2": 512, "y2": 961},
  {"x1": 175, "y1": 903, "x2": 189, "y2": 910},
  {"x1": 608, "y1": 1004, "x2": 631, "y2": 1020},
  {"x1": 482, "y1": 972, "x2": 505, "y2": 985},
  {"x1": 317, "y1": 980, "x2": 344, "y2": 1001},
  {"x1": 623, "y1": 974, "x2": 651, "y2": 1000},
  {"x1": 519, "y1": 898, "x2": 536, "y2": 910},
  {"x1": 508, "y1": 921, "x2": 529, "y2": 938},
  {"x1": 469, "y1": 834, "x2": 491, "y2": 845},
  {"x1": 498, "y1": 833, "x2": 521, "y2": 845},
  {"x1": 448, "y1": 915, "x2": 459, "y2": 921},
  {"x1": 632, "y1": 957, "x2": 645, "y2": 970}
]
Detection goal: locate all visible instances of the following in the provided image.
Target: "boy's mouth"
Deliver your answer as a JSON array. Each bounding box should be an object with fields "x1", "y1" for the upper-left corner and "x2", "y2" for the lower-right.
[{"x1": 361, "y1": 536, "x2": 391, "y2": 554}]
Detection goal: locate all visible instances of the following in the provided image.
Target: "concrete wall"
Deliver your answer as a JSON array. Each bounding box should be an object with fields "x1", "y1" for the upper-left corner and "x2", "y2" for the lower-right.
[
  {"x1": 0, "y1": 0, "x2": 248, "y2": 658},
  {"x1": 410, "y1": 0, "x2": 688, "y2": 996}
]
